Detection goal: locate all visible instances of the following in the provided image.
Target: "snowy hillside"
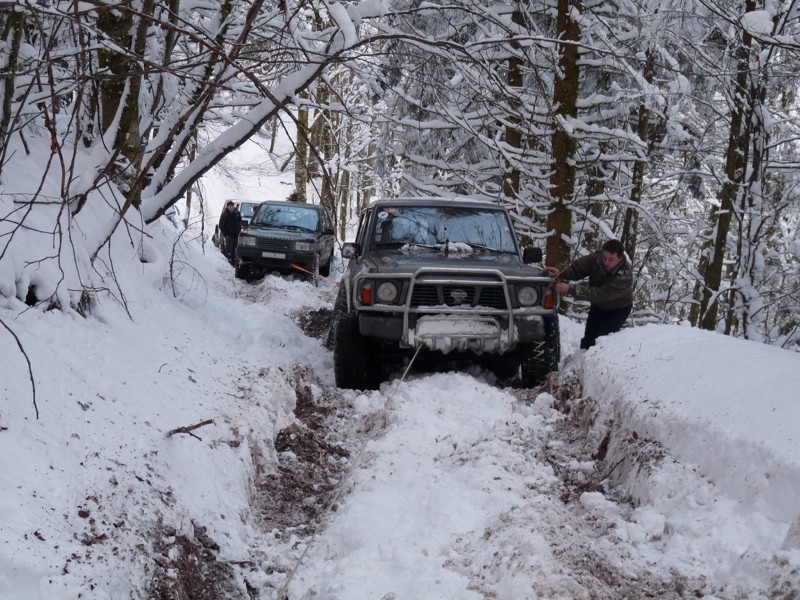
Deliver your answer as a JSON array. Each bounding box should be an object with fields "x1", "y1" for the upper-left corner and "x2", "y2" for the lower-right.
[{"x1": 1, "y1": 215, "x2": 798, "y2": 598}]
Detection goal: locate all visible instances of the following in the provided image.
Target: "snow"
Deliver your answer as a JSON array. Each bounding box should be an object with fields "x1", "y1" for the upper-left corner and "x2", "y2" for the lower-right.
[
  {"x1": 2, "y1": 140, "x2": 800, "y2": 599},
  {"x1": 741, "y1": 10, "x2": 775, "y2": 36},
  {"x1": 286, "y1": 323, "x2": 800, "y2": 599},
  {"x1": 287, "y1": 375, "x2": 562, "y2": 599},
  {"x1": 410, "y1": 316, "x2": 512, "y2": 353},
  {"x1": 400, "y1": 242, "x2": 475, "y2": 254}
]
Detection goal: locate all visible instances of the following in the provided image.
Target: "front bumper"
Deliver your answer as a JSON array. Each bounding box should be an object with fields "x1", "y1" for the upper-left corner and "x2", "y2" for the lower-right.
[
  {"x1": 236, "y1": 246, "x2": 316, "y2": 272},
  {"x1": 360, "y1": 312, "x2": 546, "y2": 354},
  {"x1": 353, "y1": 267, "x2": 555, "y2": 354}
]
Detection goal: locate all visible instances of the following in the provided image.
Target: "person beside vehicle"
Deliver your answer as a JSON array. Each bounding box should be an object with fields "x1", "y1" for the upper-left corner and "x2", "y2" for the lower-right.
[
  {"x1": 544, "y1": 239, "x2": 633, "y2": 350},
  {"x1": 218, "y1": 201, "x2": 242, "y2": 265}
]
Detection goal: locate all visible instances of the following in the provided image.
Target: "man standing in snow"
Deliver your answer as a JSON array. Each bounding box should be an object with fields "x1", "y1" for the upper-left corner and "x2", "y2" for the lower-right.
[
  {"x1": 544, "y1": 239, "x2": 633, "y2": 350},
  {"x1": 219, "y1": 201, "x2": 242, "y2": 265}
]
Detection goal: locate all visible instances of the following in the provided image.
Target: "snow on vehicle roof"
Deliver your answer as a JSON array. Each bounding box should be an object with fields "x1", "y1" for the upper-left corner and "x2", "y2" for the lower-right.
[{"x1": 372, "y1": 196, "x2": 503, "y2": 208}]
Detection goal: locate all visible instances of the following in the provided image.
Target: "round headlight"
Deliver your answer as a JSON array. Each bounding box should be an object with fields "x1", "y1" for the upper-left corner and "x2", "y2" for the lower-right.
[
  {"x1": 376, "y1": 281, "x2": 399, "y2": 304},
  {"x1": 517, "y1": 285, "x2": 539, "y2": 307}
]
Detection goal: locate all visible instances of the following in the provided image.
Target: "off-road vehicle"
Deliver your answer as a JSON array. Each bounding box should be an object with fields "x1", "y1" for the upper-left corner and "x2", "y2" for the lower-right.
[
  {"x1": 235, "y1": 200, "x2": 335, "y2": 282},
  {"x1": 328, "y1": 197, "x2": 560, "y2": 389}
]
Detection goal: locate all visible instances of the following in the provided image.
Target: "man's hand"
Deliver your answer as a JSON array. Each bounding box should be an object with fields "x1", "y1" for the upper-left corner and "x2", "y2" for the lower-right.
[
  {"x1": 542, "y1": 266, "x2": 560, "y2": 277},
  {"x1": 555, "y1": 282, "x2": 570, "y2": 294}
]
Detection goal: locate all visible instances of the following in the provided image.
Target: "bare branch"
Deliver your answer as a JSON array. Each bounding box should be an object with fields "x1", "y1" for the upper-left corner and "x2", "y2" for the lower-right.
[
  {"x1": 166, "y1": 419, "x2": 214, "y2": 441},
  {"x1": 0, "y1": 316, "x2": 38, "y2": 419}
]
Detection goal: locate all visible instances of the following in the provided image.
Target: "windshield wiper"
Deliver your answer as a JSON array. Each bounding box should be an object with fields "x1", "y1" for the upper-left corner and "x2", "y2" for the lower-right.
[
  {"x1": 460, "y1": 241, "x2": 513, "y2": 254},
  {"x1": 264, "y1": 223, "x2": 313, "y2": 232},
  {"x1": 376, "y1": 241, "x2": 442, "y2": 250}
]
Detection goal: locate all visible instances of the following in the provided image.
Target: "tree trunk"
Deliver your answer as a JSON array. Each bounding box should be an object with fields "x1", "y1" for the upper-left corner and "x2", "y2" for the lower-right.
[
  {"x1": 503, "y1": 5, "x2": 523, "y2": 204},
  {"x1": 319, "y1": 97, "x2": 337, "y2": 215},
  {"x1": 731, "y1": 58, "x2": 769, "y2": 338},
  {"x1": 269, "y1": 117, "x2": 278, "y2": 154},
  {"x1": 337, "y1": 120, "x2": 351, "y2": 240},
  {"x1": 96, "y1": 4, "x2": 133, "y2": 145},
  {"x1": 0, "y1": 7, "x2": 25, "y2": 174},
  {"x1": 94, "y1": 0, "x2": 155, "y2": 211},
  {"x1": 621, "y1": 46, "x2": 655, "y2": 259},
  {"x1": 696, "y1": 1, "x2": 755, "y2": 331},
  {"x1": 295, "y1": 92, "x2": 309, "y2": 203},
  {"x1": 545, "y1": 0, "x2": 581, "y2": 268},
  {"x1": 151, "y1": 0, "x2": 180, "y2": 128},
  {"x1": 583, "y1": 143, "x2": 606, "y2": 252},
  {"x1": 183, "y1": 136, "x2": 196, "y2": 230}
]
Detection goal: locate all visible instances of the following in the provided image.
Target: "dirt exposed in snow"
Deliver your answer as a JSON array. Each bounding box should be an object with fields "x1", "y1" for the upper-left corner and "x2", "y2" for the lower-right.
[
  {"x1": 144, "y1": 288, "x2": 795, "y2": 599},
  {"x1": 256, "y1": 364, "x2": 354, "y2": 534}
]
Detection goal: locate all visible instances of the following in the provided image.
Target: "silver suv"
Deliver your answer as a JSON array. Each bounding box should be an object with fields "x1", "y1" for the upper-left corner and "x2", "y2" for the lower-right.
[{"x1": 328, "y1": 197, "x2": 560, "y2": 389}]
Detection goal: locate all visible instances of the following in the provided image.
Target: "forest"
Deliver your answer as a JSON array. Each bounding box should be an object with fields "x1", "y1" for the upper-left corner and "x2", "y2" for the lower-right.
[{"x1": 1, "y1": 0, "x2": 798, "y2": 349}]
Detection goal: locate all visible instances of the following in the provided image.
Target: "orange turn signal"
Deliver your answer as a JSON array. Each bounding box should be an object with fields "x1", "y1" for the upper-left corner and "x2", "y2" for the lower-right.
[
  {"x1": 360, "y1": 283, "x2": 373, "y2": 305},
  {"x1": 543, "y1": 289, "x2": 555, "y2": 310}
]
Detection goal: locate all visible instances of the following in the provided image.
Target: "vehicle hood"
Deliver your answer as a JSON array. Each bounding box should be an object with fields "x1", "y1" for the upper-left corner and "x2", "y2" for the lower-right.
[
  {"x1": 361, "y1": 249, "x2": 543, "y2": 278},
  {"x1": 246, "y1": 224, "x2": 319, "y2": 241}
]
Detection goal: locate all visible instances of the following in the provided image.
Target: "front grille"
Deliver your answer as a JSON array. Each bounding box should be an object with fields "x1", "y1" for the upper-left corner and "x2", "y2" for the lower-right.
[
  {"x1": 410, "y1": 284, "x2": 508, "y2": 309},
  {"x1": 476, "y1": 286, "x2": 506, "y2": 308},
  {"x1": 253, "y1": 238, "x2": 293, "y2": 252},
  {"x1": 410, "y1": 284, "x2": 439, "y2": 306}
]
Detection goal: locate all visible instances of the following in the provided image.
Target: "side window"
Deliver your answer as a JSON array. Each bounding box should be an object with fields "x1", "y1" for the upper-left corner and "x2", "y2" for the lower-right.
[{"x1": 354, "y1": 210, "x2": 371, "y2": 247}]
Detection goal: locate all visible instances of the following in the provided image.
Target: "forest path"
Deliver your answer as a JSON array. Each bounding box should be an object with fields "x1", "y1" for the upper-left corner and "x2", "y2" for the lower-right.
[
  {"x1": 237, "y1": 304, "x2": 700, "y2": 599},
  {"x1": 182, "y1": 272, "x2": 795, "y2": 600}
]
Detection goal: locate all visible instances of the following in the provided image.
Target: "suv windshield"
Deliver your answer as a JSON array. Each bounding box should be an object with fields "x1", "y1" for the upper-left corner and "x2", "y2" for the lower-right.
[
  {"x1": 372, "y1": 206, "x2": 518, "y2": 253},
  {"x1": 239, "y1": 202, "x2": 258, "y2": 219},
  {"x1": 253, "y1": 204, "x2": 319, "y2": 231}
]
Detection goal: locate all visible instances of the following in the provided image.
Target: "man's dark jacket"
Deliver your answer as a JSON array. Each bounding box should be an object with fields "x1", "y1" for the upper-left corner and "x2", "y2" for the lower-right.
[
  {"x1": 558, "y1": 252, "x2": 633, "y2": 310},
  {"x1": 219, "y1": 209, "x2": 242, "y2": 238}
]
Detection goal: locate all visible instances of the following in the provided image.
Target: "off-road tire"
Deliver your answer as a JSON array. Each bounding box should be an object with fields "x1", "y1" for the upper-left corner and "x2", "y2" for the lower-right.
[
  {"x1": 310, "y1": 255, "x2": 320, "y2": 287},
  {"x1": 333, "y1": 312, "x2": 380, "y2": 390},
  {"x1": 519, "y1": 315, "x2": 560, "y2": 388},
  {"x1": 319, "y1": 251, "x2": 332, "y2": 278},
  {"x1": 325, "y1": 286, "x2": 347, "y2": 350},
  {"x1": 234, "y1": 263, "x2": 247, "y2": 280}
]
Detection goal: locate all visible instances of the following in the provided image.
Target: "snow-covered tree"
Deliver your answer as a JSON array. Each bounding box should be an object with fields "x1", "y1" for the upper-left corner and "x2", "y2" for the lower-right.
[
  {"x1": 1, "y1": 0, "x2": 797, "y2": 349},
  {"x1": 0, "y1": 0, "x2": 382, "y2": 310}
]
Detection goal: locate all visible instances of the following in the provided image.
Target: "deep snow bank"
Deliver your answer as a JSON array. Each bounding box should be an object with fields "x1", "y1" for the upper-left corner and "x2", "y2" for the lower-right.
[
  {"x1": 0, "y1": 217, "x2": 333, "y2": 597},
  {"x1": 576, "y1": 323, "x2": 800, "y2": 529}
]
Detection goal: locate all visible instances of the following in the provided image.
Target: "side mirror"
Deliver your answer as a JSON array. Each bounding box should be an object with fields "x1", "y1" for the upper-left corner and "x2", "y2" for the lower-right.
[
  {"x1": 342, "y1": 242, "x2": 361, "y2": 259},
  {"x1": 522, "y1": 247, "x2": 543, "y2": 264},
  {"x1": 323, "y1": 227, "x2": 335, "y2": 235}
]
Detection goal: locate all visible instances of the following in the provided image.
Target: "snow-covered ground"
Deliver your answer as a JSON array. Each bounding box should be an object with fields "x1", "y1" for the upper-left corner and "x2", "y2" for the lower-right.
[
  {"x1": 2, "y1": 126, "x2": 799, "y2": 598},
  {"x1": 287, "y1": 323, "x2": 800, "y2": 599},
  {"x1": 1, "y1": 214, "x2": 799, "y2": 598}
]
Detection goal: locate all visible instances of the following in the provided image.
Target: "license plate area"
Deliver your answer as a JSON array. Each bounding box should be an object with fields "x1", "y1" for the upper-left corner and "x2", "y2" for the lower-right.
[{"x1": 262, "y1": 251, "x2": 286, "y2": 259}]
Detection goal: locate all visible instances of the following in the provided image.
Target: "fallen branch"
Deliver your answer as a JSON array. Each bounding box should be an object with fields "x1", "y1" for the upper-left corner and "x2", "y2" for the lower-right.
[
  {"x1": 1, "y1": 316, "x2": 38, "y2": 419},
  {"x1": 166, "y1": 418, "x2": 214, "y2": 440}
]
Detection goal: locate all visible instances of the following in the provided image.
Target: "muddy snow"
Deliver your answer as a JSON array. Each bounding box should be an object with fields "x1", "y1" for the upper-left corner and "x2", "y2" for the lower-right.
[{"x1": 2, "y1": 252, "x2": 798, "y2": 600}]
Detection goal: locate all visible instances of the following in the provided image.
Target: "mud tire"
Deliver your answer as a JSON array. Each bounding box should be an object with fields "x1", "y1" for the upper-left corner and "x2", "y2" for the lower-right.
[
  {"x1": 519, "y1": 315, "x2": 560, "y2": 388},
  {"x1": 333, "y1": 312, "x2": 380, "y2": 390},
  {"x1": 309, "y1": 255, "x2": 320, "y2": 287},
  {"x1": 319, "y1": 251, "x2": 332, "y2": 278},
  {"x1": 325, "y1": 286, "x2": 347, "y2": 350}
]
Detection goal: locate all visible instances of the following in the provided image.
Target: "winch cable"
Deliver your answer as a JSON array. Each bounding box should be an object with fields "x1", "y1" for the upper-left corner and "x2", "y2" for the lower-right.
[{"x1": 276, "y1": 344, "x2": 424, "y2": 600}]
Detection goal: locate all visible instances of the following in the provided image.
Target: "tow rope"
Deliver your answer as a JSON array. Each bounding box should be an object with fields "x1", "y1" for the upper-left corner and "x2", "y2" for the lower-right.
[
  {"x1": 289, "y1": 262, "x2": 337, "y2": 286},
  {"x1": 276, "y1": 345, "x2": 423, "y2": 599}
]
